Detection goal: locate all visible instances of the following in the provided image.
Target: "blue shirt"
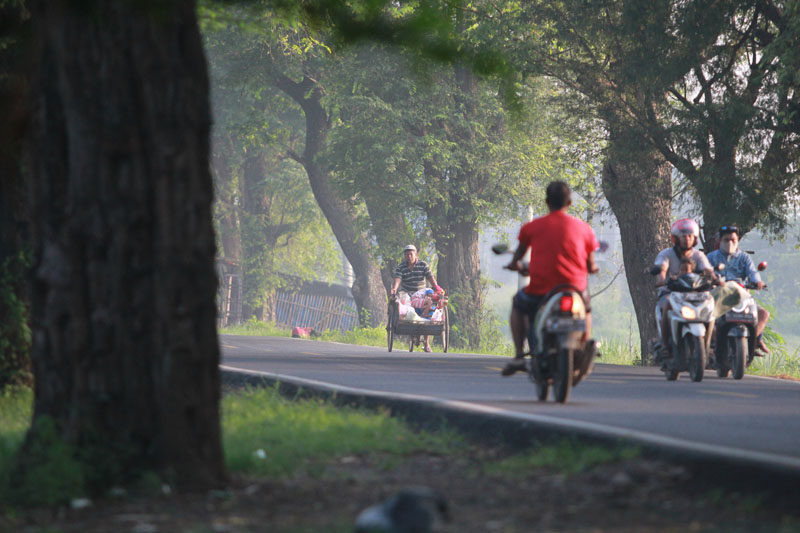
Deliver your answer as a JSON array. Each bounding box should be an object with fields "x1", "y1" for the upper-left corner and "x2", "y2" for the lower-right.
[{"x1": 707, "y1": 249, "x2": 762, "y2": 284}]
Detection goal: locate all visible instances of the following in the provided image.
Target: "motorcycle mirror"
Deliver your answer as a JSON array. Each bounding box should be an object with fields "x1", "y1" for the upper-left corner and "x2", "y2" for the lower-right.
[
  {"x1": 717, "y1": 263, "x2": 726, "y2": 271},
  {"x1": 597, "y1": 240, "x2": 609, "y2": 253},
  {"x1": 757, "y1": 261, "x2": 767, "y2": 271},
  {"x1": 649, "y1": 265, "x2": 662, "y2": 276},
  {"x1": 491, "y1": 243, "x2": 510, "y2": 255}
]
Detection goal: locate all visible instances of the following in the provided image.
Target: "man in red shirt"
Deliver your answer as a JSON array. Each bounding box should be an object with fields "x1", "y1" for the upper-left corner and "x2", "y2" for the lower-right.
[{"x1": 502, "y1": 181, "x2": 599, "y2": 376}]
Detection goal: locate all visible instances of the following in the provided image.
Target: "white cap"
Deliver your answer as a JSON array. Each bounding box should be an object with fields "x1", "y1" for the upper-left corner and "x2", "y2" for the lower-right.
[{"x1": 403, "y1": 244, "x2": 417, "y2": 252}]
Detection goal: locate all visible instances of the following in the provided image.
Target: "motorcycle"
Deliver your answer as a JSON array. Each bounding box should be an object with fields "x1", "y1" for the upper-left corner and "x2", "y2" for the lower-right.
[
  {"x1": 492, "y1": 244, "x2": 599, "y2": 403},
  {"x1": 649, "y1": 269, "x2": 715, "y2": 382},
  {"x1": 711, "y1": 261, "x2": 767, "y2": 380}
]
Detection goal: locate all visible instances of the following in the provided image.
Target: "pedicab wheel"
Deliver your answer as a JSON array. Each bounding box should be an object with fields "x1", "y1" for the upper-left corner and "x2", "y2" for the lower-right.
[
  {"x1": 387, "y1": 305, "x2": 395, "y2": 352},
  {"x1": 442, "y1": 307, "x2": 450, "y2": 353}
]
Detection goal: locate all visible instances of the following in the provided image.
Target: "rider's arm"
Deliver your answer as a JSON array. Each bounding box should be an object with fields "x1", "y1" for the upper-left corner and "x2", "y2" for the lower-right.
[
  {"x1": 586, "y1": 251, "x2": 598, "y2": 274},
  {"x1": 655, "y1": 262, "x2": 668, "y2": 287},
  {"x1": 427, "y1": 274, "x2": 442, "y2": 293},
  {"x1": 743, "y1": 254, "x2": 765, "y2": 288},
  {"x1": 390, "y1": 276, "x2": 401, "y2": 295},
  {"x1": 505, "y1": 242, "x2": 526, "y2": 271}
]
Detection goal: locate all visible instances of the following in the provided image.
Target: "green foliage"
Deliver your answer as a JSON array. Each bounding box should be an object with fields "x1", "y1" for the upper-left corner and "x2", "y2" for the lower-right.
[
  {"x1": 0, "y1": 252, "x2": 32, "y2": 390},
  {"x1": 317, "y1": 325, "x2": 385, "y2": 347},
  {"x1": 221, "y1": 386, "x2": 463, "y2": 477},
  {"x1": 486, "y1": 439, "x2": 640, "y2": 477}
]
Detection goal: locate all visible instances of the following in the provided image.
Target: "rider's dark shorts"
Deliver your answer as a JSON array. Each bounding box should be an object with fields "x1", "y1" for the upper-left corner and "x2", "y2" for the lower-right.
[{"x1": 512, "y1": 288, "x2": 591, "y2": 316}]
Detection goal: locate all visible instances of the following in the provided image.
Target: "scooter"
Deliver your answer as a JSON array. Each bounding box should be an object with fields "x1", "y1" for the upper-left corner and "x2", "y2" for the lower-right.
[
  {"x1": 492, "y1": 244, "x2": 598, "y2": 403},
  {"x1": 650, "y1": 269, "x2": 715, "y2": 382},
  {"x1": 711, "y1": 261, "x2": 767, "y2": 380}
]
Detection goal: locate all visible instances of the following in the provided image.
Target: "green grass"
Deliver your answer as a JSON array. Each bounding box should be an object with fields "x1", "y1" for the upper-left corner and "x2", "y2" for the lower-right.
[
  {"x1": 486, "y1": 439, "x2": 640, "y2": 476},
  {"x1": 221, "y1": 318, "x2": 292, "y2": 338},
  {"x1": 221, "y1": 386, "x2": 463, "y2": 477}
]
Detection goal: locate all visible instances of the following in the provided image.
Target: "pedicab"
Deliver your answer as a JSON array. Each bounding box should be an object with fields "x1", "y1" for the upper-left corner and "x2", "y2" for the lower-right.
[{"x1": 386, "y1": 289, "x2": 449, "y2": 352}]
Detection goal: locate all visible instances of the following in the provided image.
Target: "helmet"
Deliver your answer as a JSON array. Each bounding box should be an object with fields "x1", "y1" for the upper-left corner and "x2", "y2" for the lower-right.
[
  {"x1": 718, "y1": 225, "x2": 740, "y2": 238},
  {"x1": 670, "y1": 218, "x2": 699, "y2": 246}
]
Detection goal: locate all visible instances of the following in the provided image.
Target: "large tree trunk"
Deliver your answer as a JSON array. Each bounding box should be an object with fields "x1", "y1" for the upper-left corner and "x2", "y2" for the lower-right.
[
  {"x1": 212, "y1": 135, "x2": 243, "y2": 326},
  {"x1": 0, "y1": 2, "x2": 31, "y2": 390},
  {"x1": 276, "y1": 74, "x2": 386, "y2": 327},
  {"x1": 433, "y1": 214, "x2": 483, "y2": 349},
  {"x1": 362, "y1": 194, "x2": 413, "y2": 292},
  {"x1": 22, "y1": 0, "x2": 225, "y2": 492},
  {"x1": 602, "y1": 129, "x2": 672, "y2": 362}
]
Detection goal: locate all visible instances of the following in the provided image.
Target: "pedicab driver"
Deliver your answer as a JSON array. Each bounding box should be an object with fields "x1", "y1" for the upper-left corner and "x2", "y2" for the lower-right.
[
  {"x1": 390, "y1": 244, "x2": 442, "y2": 352},
  {"x1": 502, "y1": 181, "x2": 600, "y2": 376}
]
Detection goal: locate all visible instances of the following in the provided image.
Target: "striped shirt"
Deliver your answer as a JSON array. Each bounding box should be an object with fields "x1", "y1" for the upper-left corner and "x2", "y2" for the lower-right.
[{"x1": 394, "y1": 260, "x2": 432, "y2": 293}]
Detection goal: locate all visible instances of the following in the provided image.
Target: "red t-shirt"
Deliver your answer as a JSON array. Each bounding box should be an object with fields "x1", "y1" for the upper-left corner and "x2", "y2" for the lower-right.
[{"x1": 518, "y1": 210, "x2": 599, "y2": 295}]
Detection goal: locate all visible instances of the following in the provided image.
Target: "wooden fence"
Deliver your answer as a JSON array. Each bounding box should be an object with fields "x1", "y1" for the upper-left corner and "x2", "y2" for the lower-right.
[{"x1": 275, "y1": 289, "x2": 358, "y2": 333}]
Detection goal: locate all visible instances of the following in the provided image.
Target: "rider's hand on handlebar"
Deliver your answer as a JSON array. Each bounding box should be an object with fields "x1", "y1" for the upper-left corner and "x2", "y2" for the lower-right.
[{"x1": 753, "y1": 280, "x2": 766, "y2": 290}]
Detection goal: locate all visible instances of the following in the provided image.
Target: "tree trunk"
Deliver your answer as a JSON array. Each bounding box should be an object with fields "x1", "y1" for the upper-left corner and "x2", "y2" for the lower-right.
[
  {"x1": 602, "y1": 129, "x2": 672, "y2": 362},
  {"x1": 362, "y1": 193, "x2": 413, "y2": 292},
  {"x1": 433, "y1": 216, "x2": 483, "y2": 349},
  {"x1": 0, "y1": 1, "x2": 31, "y2": 391},
  {"x1": 240, "y1": 153, "x2": 270, "y2": 322},
  {"x1": 275, "y1": 74, "x2": 386, "y2": 327},
  {"x1": 212, "y1": 135, "x2": 242, "y2": 326},
  {"x1": 23, "y1": 0, "x2": 225, "y2": 492}
]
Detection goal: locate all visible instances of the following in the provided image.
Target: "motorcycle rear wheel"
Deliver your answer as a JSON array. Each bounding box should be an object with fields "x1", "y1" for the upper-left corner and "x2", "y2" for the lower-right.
[
  {"x1": 731, "y1": 336, "x2": 747, "y2": 380},
  {"x1": 686, "y1": 334, "x2": 705, "y2": 382},
  {"x1": 553, "y1": 348, "x2": 574, "y2": 403}
]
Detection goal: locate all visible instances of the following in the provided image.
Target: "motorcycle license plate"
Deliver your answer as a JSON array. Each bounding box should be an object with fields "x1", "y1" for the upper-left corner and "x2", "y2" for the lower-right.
[
  {"x1": 726, "y1": 313, "x2": 754, "y2": 322},
  {"x1": 546, "y1": 318, "x2": 586, "y2": 333}
]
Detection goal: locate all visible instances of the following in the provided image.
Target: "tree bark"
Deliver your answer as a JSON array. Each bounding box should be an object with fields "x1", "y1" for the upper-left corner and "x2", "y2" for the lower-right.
[
  {"x1": 275, "y1": 74, "x2": 386, "y2": 327},
  {"x1": 0, "y1": 0, "x2": 32, "y2": 390},
  {"x1": 211, "y1": 135, "x2": 242, "y2": 326},
  {"x1": 23, "y1": 0, "x2": 225, "y2": 491},
  {"x1": 432, "y1": 213, "x2": 483, "y2": 349},
  {"x1": 602, "y1": 128, "x2": 672, "y2": 361}
]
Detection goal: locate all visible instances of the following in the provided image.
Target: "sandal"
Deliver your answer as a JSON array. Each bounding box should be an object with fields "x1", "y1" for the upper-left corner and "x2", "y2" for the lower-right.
[
  {"x1": 423, "y1": 345, "x2": 432, "y2": 352},
  {"x1": 501, "y1": 358, "x2": 526, "y2": 376}
]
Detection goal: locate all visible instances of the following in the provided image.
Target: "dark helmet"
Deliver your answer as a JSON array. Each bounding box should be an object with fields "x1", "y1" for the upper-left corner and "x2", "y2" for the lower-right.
[{"x1": 718, "y1": 225, "x2": 740, "y2": 238}]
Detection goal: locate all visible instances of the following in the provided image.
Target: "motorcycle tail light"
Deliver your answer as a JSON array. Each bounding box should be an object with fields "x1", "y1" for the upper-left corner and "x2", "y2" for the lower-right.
[{"x1": 560, "y1": 295, "x2": 574, "y2": 313}]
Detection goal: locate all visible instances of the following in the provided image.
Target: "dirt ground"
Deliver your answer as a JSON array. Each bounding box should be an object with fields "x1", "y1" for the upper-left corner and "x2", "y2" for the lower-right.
[{"x1": 5, "y1": 447, "x2": 800, "y2": 533}]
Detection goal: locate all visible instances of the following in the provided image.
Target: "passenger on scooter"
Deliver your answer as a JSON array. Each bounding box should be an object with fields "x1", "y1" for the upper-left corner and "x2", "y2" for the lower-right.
[
  {"x1": 653, "y1": 219, "x2": 714, "y2": 359},
  {"x1": 390, "y1": 244, "x2": 442, "y2": 352},
  {"x1": 706, "y1": 225, "x2": 770, "y2": 353},
  {"x1": 501, "y1": 181, "x2": 600, "y2": 376}
]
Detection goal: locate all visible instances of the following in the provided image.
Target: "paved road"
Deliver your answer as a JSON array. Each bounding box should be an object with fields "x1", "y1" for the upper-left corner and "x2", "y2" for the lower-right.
[{"x1": 220, "y1": 334, "x2": 800, "y2": 467}]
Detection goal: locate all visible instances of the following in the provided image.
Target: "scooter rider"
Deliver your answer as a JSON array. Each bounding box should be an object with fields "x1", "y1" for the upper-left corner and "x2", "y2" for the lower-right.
[
  {"x1": 501, "y1": 181, "x2": 599, "y2": 376},
  {"x1": 653, "y1": 219, "x2": 714, "y2": 360},
  {"x1": 706, "y1": 225, "x2": 770, "y2": 353}
]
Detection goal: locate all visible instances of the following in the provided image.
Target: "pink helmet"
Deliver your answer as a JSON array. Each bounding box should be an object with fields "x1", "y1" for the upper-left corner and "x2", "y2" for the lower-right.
[{"x1": 671, "y1": 218, "x2": 700, "y2": 246}]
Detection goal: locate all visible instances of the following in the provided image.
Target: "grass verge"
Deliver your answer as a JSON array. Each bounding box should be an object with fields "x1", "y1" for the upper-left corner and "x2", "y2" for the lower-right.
[
  {"x1": 486, "y1": 439, "x2": 640, "y2": 476},
  {"x1": 221, "y1": 385, "x2": 464, "y2": 477}
]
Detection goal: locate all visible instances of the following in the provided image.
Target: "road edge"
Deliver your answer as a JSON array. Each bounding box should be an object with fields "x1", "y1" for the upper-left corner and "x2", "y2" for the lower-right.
[{"x1": 220, "y1": 365, "x2": 800, "y2": 489}]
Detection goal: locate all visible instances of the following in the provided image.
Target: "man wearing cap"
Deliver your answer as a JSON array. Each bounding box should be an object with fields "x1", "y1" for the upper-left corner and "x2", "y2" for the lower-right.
[
  {"x1": 707, "y1": 225, "x2": 770, "y2": 353},
  {"x1": 390, "y1": 244, "x2": 442, "y2": 352}
]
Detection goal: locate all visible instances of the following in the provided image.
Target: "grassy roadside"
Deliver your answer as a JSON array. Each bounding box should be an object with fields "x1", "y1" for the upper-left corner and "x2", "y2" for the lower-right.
[
  {"x1": 0, "y1": 385, "x2": 638, "y2": 506},
  {"x1": 220, "y1": 321, "x2": 800, "y2": 379}
]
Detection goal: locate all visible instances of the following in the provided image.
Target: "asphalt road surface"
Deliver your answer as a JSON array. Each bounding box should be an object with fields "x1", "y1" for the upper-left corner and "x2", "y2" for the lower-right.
[{"x1": 220, "y1": 334, "x2": 800, "y2": 469}]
